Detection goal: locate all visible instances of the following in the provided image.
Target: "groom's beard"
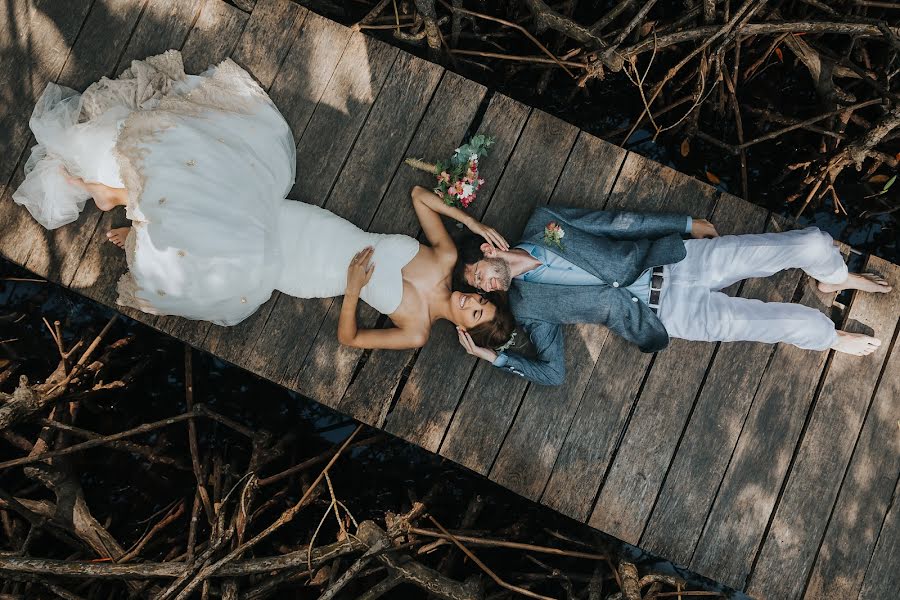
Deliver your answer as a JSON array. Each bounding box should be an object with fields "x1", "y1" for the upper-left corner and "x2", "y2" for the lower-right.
[{"x1": 485, "y1": 257, "x2": 512, "y2": 291}]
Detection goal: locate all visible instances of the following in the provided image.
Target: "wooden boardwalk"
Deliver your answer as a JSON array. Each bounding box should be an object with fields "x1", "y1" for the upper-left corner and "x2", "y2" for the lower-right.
[{"x1": 1, "y1": 1, "x2": 898, "y2": 598}]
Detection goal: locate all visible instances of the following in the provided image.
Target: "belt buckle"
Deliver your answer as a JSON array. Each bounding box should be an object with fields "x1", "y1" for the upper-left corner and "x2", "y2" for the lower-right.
[{"x1": 648, "y1": 266, "x2": 664, "y2": 314}]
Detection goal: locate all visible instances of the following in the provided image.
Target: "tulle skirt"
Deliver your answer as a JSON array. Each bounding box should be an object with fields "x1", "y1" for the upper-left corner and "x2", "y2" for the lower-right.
[{"x1": 14, "y1": 51, "x2": 297, "y2": 325}]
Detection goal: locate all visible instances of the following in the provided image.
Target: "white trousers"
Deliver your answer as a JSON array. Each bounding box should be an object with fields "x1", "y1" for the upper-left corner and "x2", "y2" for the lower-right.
[{"x1": 657, "y1": 227, "x2": 847, "y2": 351}]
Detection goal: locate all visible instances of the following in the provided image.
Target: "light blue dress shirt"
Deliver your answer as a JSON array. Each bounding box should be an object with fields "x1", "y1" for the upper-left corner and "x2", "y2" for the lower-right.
[{"x1": 493, "y1": 217, "x2": 693, "y2": 367}]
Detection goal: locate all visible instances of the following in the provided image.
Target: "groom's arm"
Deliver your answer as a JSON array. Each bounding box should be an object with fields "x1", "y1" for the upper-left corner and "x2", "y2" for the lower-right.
[
  {"x1": 492, "y1": 320, "x2": 566, "y2": 386},
  {"x1": 538, "y1": 206, "x2": 696, "y2": 240}
]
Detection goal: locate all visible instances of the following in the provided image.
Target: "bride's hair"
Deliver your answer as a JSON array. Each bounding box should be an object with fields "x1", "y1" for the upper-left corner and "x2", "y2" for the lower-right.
[{"x1": 468, "y1": 291, "x2": 516, "y2": 350}]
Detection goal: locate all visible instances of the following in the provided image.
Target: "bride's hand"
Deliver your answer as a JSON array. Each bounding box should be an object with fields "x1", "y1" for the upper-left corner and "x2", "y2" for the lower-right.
[
  {"x1": 457, "y1": 327, "x2": 498, "y2": 363},
  {"x1": 347, "y1": 247, "x2": 375, "y2": 294},
  {"x1": 467, "y1": 219, "x2": 509, "y2": 251}
]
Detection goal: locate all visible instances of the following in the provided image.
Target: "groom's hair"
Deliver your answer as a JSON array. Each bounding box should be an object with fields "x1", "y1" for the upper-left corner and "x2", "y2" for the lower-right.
[
  {"x1": 468, "y1": 291, "x2": 516, "y2": 350},
  {"x1": 453, "y1": 233, "x2": 486, "y2": 291}
]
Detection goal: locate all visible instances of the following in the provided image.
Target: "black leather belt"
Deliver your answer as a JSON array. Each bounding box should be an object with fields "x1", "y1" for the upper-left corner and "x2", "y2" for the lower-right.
[{"x1": 648, "y1": 266, "x2": 664, "y2": 314}]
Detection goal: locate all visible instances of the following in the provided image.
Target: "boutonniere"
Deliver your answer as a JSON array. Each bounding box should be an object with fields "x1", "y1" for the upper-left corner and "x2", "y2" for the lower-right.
[{"x1": 543, "y1": 221, "x2": 565, "y2": 250}]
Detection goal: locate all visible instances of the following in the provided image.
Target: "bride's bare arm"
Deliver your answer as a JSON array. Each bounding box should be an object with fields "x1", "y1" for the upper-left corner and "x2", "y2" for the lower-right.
[
  {"x1": 410, "y1": 186, "x2": 508, "y2": 260},
  {"x1": 338, "y1": 247, "x2": 428, "y2": 349}
]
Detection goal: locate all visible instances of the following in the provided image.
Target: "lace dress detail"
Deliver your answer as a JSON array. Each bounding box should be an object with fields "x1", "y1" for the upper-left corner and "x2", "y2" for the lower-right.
[{"x1": 14, "y1": 50, "x2": 418, "y2": 325}]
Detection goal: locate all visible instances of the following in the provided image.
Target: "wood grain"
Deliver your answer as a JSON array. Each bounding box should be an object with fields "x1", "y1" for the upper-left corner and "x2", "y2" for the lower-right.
[
  {"x1": 337, "y1": 70, "x2": 487, "y2": 427},
  {"x1": 856, "y1": 474, "x2": 900, "y2": 600},
  {"x1": 292, "y1": 51, "x2": 444, "y2": 408},
  {"x1": 747, "y1": 255, "x2": 900, "y2": 600},
  {"x1": 180, "y1": 0, "x2": 249, "y2": 73},
  {"x1": 382, "y1": 92, "x2": 531, "y2": 452},
  {"x1": 438, "y1": 108, "x2": 579, "y2": 475},
  {"x1": 542, "y1": 158, "x2": 718, "y2": 523},
  {"x1": 689, "y1": 267, "x2": 840, "y2": 587},
  {"x1": 230, "y1": 0, "x2": 307, "y2": 88},
  {"x1": 587, "y1": 192, "x2": 766, "y2": 542},
  {"x1": 487, "y1": 133, "x2": 627, "y2": 501},
  {"x1": 801, "y1": 257, "x2": 899, "y2": 600},
  {"x1": 0, "y1": 0, "x2": 94, "y2": 268},
  {"x1": 23, "y1": 0, "x2": 149, "y2": 287},
  {"x1": 639, "y1": 214, "x2": 804, "y2": 567}
]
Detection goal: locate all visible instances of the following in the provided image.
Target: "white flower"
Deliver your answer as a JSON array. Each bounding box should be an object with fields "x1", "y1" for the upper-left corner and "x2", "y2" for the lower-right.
[
  {"x1": 469, "y1": 153, "x2": 478, "y2": 161},
  {"x1": 454, "y1": 147, "x2": 461, "y2": 156},
  {"x1": 557, "y1": 228, "x2": 565, "y2": 238},
  {"x1": 461, "y1": 183, "x2": 474, "y2": 197}
]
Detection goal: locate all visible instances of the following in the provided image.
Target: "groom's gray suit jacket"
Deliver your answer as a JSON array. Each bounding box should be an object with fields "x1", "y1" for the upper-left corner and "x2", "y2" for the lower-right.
[{"x1": 497, "y1": 205, "x2": 690, "y2": 386}]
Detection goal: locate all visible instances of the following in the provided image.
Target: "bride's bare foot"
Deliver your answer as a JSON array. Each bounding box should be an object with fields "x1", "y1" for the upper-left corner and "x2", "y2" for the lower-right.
[
  {"x1": 818, "y1": 272, "x2": 892, "y2": 294},
  {"x1": 831, "y1": 331, "x2": 881, "y2": 356},
  {"x1": 61, "y1": 166, "x2": 126, "y2": 212},
  {"x1": 106, "y1": 227, "x2": 130, "y2": 250}
]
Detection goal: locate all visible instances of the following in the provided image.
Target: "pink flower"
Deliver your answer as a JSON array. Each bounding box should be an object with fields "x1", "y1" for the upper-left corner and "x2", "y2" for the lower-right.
[
  {"x1": 448, "y1": 187, "x2": 457, "y2": 196},
  {"x1": 477, "y1": 178, "x2": 485, "y2": 185},
  {"x1": 437, "y1": 171, "x2": 450, "y2": 183}
]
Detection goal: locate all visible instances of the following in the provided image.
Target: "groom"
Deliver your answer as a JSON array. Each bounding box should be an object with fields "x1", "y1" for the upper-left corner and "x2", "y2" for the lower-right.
[{"x1": 454, "y1": 205, "x2": 891, "y2": 386}]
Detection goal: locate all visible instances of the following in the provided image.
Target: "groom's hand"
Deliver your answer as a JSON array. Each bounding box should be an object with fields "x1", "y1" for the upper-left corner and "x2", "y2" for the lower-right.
[
  {"x1": 690, "y1": 218, "x2": 719, "y2": 239},
  {"x1": 457, "y1": 327, "x2": 498, "y2": 363}
]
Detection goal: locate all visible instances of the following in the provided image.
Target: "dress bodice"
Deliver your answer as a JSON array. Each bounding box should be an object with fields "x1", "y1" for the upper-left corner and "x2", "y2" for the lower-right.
[{"x1": 274, "y1": 200, "x2": 419, "y2": 315}]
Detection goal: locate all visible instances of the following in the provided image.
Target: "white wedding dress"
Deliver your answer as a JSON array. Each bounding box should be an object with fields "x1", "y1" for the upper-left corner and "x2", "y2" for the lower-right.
[{"x1": 14, "y1": 50, "x2": 419, "y2": 325}]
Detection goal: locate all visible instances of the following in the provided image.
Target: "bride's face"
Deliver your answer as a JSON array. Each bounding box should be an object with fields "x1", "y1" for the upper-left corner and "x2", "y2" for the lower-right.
[{"x1": 450, "y1": 291, "x2": 497, "y2": 329}]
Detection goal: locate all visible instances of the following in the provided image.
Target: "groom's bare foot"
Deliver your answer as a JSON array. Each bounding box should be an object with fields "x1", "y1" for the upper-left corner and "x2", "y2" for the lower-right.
[
  {"x1": 831, "y1": 331, "x2": 881, "y2": 356},
  {"x1": 817, "y1": 272, "x2": 892, "y2": 294},
  {"x1": 106, "y1": 227, "x2": 129, "y2": 250}
]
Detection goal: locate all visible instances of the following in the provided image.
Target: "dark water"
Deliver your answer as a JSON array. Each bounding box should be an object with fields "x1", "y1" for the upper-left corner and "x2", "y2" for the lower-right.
[{"x1": 0, "y1": 259, "x2": 750, "y2": 598}]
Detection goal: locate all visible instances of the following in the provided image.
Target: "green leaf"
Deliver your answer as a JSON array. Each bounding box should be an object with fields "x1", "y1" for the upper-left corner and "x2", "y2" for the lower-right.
[{"x1": 883, "y1": 175, "x2": 896, "y2": 192}]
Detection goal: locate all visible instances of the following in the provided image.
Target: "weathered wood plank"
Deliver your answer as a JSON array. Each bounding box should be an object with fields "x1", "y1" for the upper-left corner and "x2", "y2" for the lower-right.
[
  {"x1": 336, "y1": 70, "x2": 487, "y2": 427},
  {"x1": 229, "y1": 0, "x2": 307, "y2": 89},
  {"x1": 199, "y1": 11, "x2": 350, "y2": 365},
  {"x1": 688, "y1": 265, "x2": 841, "y2": 587},
  {"x1": 801, "y1": 258, "x2": 900, "y2": 600},
  {"x1": 68, "y1": 0, "x2": 215, "y2": 320},
  {"x1": 287, "y1": 32, "x2": 398, "y2": 205},
  {"x1": 639, "y1": 217, "x2": 805, "y2": 567},
  {"x1": 857, "y1": 474, "x2": 900, "y2": 600},
  {"x1": 117, "y1": 0, "x2": 204, "y2": 72},
  {"x1": 224, "y1": 47, "x2": 435, "y2": 402},
  {"x1": 746, "y1": 255, "x2": 900, "y2": 600},
  {"x1": 203, "y1": 23, "x2": 364, "y2": 381},
  {"x1": 24, "y1": 0, "x2": 148, "y2": 288},
  {"x1": 0, "y1": 0, "x2": 93, "y2": 183},
  {"x1": 180, "y1": 0, "x2": 249, "y2": 73},
  {"x1": 541, "y1": 157, "x2": 718, "y2": 522},
  {"x1": 587, "y1": 192, "x2": 767, "y2": 542},
  {"x1": 437, "y1": 109, "x2": 580, "y2": 475},
  {"x1": 153, "y1": 1, "x2": 260, "y2": 350},
  {"x1": 486, "y1": 133, "x2": 628, "y2": 501},
  {"x1": 290, "y1": 51, "x2": 444, "y2": 408},
  {"x1": 381, "y1": 93, "x2": 531, "y2": 451},
  {"x1": 0, "y1": 0, "x2": 94, "y2": 267},
  {"x1": 267, "y1": 12, "x2": 352, "y2": 141}
]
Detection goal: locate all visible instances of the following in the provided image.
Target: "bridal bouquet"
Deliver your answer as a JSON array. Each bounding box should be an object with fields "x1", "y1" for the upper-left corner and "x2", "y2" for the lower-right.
[{"x1": 405, "y1": 134, "x2": 494, "y2": 209}]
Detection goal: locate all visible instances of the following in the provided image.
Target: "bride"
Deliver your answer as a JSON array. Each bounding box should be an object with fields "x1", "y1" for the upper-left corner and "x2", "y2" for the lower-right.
[{"x1": 14, "y1": 50, "x2": 515, "y2": 351}]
